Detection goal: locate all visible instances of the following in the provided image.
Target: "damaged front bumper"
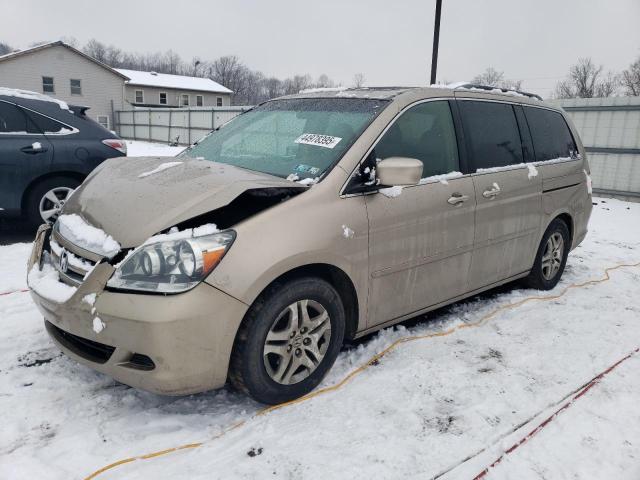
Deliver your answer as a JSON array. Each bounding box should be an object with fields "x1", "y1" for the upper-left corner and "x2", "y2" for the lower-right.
[{"x1": 27, "y1": 226, "x2": 249, "y2": 395}]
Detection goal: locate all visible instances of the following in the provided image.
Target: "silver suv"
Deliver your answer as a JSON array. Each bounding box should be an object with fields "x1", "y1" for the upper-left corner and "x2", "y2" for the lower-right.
[{"x1": 28, "y1": 85, "x2": 592, "y2": 404}]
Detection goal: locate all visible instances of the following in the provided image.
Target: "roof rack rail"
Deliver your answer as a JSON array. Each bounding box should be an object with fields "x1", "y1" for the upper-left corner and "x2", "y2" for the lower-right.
[
  {"x1": 454, "y1": 83, "x2": 543, "y2": 101},
  {"x1": 345, "y1": 86, "x2": 415, "y2": 91}
]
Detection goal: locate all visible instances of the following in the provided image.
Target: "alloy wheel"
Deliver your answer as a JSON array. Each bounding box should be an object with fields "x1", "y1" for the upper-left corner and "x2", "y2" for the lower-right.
[
  {"x1": 39, "y1": 187, "x2": 74, "y2": 223},
  {"x1": 541, "y1": 232, "x2": 564, "y2": 280},
  {"x1": 263, "y1": 299, "x2": 332, "y2": 385}
]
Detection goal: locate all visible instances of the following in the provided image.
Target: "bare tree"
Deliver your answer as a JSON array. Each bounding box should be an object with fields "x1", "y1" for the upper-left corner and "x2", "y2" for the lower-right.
[
  {"x1": 163, "y1": 50, "x2": 182, "y2": 74},
  {"x1": 353, "y1": 73, "x2": 366, "y2": 88},
  {"x1": 282, "y1": 75, "x2": 313, "y2": 95},
  {"x1": 596, "y1": 71, "x2": 620, "y2": 97},
  {"x1": 74, "y1": 38, "x2": 336, "y2": 104},
  {"x1": 83, "y1": 39, "x2": 108, "y2": 63},
  {"x1": 0, "y1": 41, "x2": 12, "y2": 56},
  {"x1": 209, "y1": 56, "x2": 245, "y2": 90},
  {"x1": 264, "y1": 77, "x2": 284, "y2": 99},
  {"x1": 103, "y1": 45, "x2": 123, "y2": 66},
  {"x1": 555, "y1": 57, "x2": 619, "y2": 98},
  {"x1": 192, "y1": 58, "x2": 202, "y2": 76},
  {"x1": 243, "y1": 70, "x2": 266, "y2": 105},
  {"x1": 472, "y1": 67, "x2": 522, "y2": 90},
  {"x1": 621, "y1": 56, "x2": 640, "y2": 96},
  {"x1": 315, "y1": 74, "x2": 335, "y2": 88}
]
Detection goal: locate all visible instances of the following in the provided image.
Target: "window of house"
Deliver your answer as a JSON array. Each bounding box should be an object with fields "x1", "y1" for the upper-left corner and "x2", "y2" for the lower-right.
[
  {"x1": 374, "y1": 100, "x2": 459, "y2": 178},
  {"x1": 159, "y1": 92, "x2": 168, "y2": 105},
  {"x1": 42, "y1": 76, "x2": 55, "y2": 93},
  {"x1": 458, "y1": 100, "x2": 523, "y2": 170},
  {"x1": 70, "y1": 79, "x2": 82, "y2": 95},
  {"x1": 0, "y1": 101, "x2": 39, "y2": 133},
  {"x1": 523, "y1": 107, "x2": 578, "y2": 161},
  {"x1": 97, "y1": 116, "x2": 109, "y2": 129},
  {"x1": 196, "y1": 95, "x2": 204, "y2": 107},
  {"x1": 181, "y1": 94, "x2": 190, "y2": 106},
  {"x1": 135, "y1": 90, "x2": 144, "y2": 103},
  {"x1": 216, "y1": 97, "x2": 223, "y2": 107}
]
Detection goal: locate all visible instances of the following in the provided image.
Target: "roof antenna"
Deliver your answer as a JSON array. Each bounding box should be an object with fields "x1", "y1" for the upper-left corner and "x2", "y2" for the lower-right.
[{"x1": 429, "y1": 0, "x2": 443, "y2": 85}]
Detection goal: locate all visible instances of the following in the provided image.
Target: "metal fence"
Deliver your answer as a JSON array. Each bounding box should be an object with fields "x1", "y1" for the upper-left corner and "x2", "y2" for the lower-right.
[
  {"x1": 550, "y1": 96, "x2": 640, "y2": 198},
  {"x1": 115, "y1": 99, "x2": 640, "y2": 198},
  {"x1": 115, "y1": 106, "x2": 252, "y2": 146}
]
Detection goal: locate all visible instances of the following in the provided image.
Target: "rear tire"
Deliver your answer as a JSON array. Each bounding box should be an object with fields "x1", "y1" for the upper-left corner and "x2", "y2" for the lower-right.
[
  {"x1": 229, "y1": 277, "x2": 345, "y2": 405},
  {"x1": 523, "y1": 218, "x2": 570, "y2": 290},
  {"x1": 25, "y1": 177, "x2": 80, "y2": 230}
]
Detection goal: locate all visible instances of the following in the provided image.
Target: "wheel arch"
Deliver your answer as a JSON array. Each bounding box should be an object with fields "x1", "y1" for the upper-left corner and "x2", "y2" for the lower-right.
[
  {"x1": 21, "y1": 171, "x2": 86, "y2": 213},
  {"x1": 551, "y1": 212, "x2": 574, "y2": 247},
  {"x1": 241, "y1": 263, "x2": 360, "y2": 341}
]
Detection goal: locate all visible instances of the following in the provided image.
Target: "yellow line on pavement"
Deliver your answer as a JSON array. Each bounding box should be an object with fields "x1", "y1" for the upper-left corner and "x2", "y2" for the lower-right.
[{"x1": 83, "y1": 260, "x2": 640, "y2": 480}]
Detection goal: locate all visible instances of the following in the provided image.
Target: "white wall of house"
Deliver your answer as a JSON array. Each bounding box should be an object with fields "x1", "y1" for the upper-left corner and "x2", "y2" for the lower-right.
[
  {"x1": 123, "y1": 85, "x2": 231, "y2": 107},
  {"x1": 0, "y1": 45, "x2": 125, "y2": 129}
]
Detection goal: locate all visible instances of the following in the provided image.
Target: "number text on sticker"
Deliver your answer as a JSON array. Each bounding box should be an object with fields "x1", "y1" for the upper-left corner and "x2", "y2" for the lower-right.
[{"x1": 295, "y1": 133, "x2": 342, "y2": 149}]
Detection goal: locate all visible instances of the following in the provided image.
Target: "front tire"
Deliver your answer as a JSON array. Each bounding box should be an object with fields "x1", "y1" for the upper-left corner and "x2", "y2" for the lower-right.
[
  {"x1": 229, "y1": 277, "x2": 345, "y2": 405},
  {"x1": 524, "y1": 218, "x2": 570, "y2": 290}
]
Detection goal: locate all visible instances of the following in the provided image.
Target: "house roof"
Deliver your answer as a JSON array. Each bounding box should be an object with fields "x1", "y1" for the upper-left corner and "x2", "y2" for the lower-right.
[
  {"x1": 0, "y1": 41, "x2": 129, "y2": 79},
  {"x1": 115, "y1": 69, "x2": 233, "y2": 94}
]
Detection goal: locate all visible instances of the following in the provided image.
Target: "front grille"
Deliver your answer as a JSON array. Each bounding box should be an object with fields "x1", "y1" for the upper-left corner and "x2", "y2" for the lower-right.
[
  {"x1": 45, "y1": 321, "x2": 115, "y2": 364},
  {"x1": 48, "y1": 231, "x2": 99, "y2": 286}
]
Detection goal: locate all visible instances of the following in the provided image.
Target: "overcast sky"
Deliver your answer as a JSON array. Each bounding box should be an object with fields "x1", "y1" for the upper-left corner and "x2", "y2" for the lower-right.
[{"x1": 2, "y1": 0, "x2": 639, "y2": 98}]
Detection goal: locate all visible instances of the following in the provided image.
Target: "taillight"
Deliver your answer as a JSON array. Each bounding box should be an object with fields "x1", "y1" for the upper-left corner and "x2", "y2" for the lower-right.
[{"x1": 102, "y1": 139, "x2": 127, "y2": 155}]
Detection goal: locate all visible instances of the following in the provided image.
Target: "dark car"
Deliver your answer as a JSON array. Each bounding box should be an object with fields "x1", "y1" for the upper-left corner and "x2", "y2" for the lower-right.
[{"x1": 0, "y1": 89, "x2": 126, "y2": 228}]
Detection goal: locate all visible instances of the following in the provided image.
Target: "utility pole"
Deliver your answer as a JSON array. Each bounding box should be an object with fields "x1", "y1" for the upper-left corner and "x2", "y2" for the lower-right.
[{"x1": 430, "y1": 0, "x2": 443, "y2": 85}]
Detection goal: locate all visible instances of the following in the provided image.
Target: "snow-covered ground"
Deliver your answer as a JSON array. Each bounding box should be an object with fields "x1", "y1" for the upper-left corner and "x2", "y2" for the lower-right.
[
  {"x1": 125, "y1": 139, "x2": 185, "y2": 157},
  {"x1": 1, "y1": 197, "x2": 639, "y2": 479}
]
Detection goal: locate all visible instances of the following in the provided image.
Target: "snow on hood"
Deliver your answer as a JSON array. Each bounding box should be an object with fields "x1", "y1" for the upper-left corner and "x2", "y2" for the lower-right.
[
  {"x1": 57, "y1": 214, "x2": 121, "y2": 258},
  {"x1": 63, "y1": 156, "x2": 305, "y2": 249}
]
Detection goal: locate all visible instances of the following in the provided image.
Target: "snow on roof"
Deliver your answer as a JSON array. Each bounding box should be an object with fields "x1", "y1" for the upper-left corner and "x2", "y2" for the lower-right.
[
  {"x1": 115, "y1": 69, "x2": 232, "y2": 94},
  {"x1": 0, "y1": 87, "x2": 71, "y2": 111},
  {"x1": 0, "y1": 41, "x2": 128, "y2": 79},
  {"x1": 0, "y1": 41, "x2": 61, "y2": 61}
]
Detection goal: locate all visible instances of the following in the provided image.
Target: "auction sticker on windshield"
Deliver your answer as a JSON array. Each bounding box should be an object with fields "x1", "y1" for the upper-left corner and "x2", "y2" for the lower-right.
[{"x1": 295, "y1": 133, "x2": 342, "y2": 149}]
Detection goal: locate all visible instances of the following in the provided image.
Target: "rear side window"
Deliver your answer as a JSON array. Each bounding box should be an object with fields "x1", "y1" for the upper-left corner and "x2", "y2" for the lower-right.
[
  {"x1": 26, "y1": 110, "x2": 69, "y2": 134},
  {"x1": 0, "y1": 101, "x2": 39, "y2": 134},
  {"x1": 459, "y1": 100, "x2": 523, "y2": 170},
  {"x1": 375, "y1": 100, "x2": 459, "y2": 178},
  {"x1": 523, "y1": 107, "x2": 577, "y2": 161}
]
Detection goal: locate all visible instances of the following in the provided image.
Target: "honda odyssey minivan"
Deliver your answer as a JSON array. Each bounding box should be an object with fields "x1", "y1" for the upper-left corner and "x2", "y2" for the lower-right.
[{"x1": 28, "y1": 85, "x2": 592, "y2": 404}]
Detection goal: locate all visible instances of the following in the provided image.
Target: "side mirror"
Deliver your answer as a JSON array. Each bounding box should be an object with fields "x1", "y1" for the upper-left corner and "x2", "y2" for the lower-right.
[{"x1": 376, "y1": 157, "x2": 423, "y2": 187}]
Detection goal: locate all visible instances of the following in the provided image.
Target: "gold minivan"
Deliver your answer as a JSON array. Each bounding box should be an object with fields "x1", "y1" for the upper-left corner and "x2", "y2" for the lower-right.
[{"x1": 28, "y1": 86, "x2": 593, "y2": 404}]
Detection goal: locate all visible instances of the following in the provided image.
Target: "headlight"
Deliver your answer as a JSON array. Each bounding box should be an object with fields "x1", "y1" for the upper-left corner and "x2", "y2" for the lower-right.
[{"x1": 106, "y1": 231, "x2": 235, "y2": 293}]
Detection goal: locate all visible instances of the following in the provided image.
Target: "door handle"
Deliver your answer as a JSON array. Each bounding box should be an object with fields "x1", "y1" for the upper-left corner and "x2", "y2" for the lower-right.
[
  {"x1": 21, "y1": 145, "x2": 48, "y2": 154},
  {"x1": 447, "y1": 193, "x2": 470, "y2": 205},
  {"x1": 482, "y1": 183, "x2": 501, "y2": 199}
]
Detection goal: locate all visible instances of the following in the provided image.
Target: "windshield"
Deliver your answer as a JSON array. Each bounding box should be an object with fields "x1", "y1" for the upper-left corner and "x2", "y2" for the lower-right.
[{"x1": 182, "y1": 98, "x2": 389, "y2": 180}]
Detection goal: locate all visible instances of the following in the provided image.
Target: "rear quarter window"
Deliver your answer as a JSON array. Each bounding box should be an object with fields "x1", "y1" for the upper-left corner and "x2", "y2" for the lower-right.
[
  {"x1": 523, "y1": 107, "x2": 577, "y2": 161},
  {"x1": 26, "y1": 110, "x2": 71, "y2": 134},
  {"x1": 458, "y1": 100, "x2": 523, "y2": 170}
]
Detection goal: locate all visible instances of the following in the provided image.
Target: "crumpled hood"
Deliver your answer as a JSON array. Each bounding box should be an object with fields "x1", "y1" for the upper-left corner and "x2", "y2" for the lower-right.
[{"x1": 64, "y1": 156, "x2": 302, "y2": 248}]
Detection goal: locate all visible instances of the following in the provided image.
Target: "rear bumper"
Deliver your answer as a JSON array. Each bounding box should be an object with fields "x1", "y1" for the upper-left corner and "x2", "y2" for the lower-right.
[{"x1": 28, "y1": 232, "x2": 249, "y2": 395}]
